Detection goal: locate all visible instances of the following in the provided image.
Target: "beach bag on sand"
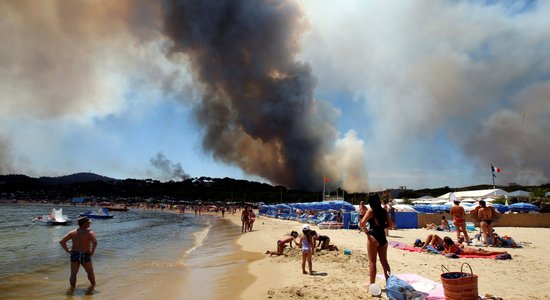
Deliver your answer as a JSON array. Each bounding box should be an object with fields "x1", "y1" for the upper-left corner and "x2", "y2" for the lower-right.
[
  {"x1": 441, "y1": 263, "x2": 478, "y2": 300},
  {"x1": 386, "y1": 275, "x2": 426, "y2": 300}
]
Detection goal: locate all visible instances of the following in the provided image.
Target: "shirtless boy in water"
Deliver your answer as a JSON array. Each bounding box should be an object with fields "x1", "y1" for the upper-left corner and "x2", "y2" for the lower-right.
[{"x1": 59, "y1": 216, "x2": 97, "y2": 288}]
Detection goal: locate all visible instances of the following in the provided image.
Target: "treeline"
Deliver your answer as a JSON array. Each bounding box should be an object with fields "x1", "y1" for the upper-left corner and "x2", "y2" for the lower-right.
[{"x1": 0, "y1": 173, "x2": 548, "y2": 204}]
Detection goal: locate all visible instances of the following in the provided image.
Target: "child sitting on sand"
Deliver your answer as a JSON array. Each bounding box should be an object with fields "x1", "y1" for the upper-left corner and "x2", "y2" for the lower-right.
[
  {"x1": 265, "y1": 231, "x2": 299, "y2": 257},
  {"x1": 425, "y1": 216, "x2": 450, "y2": 231},
  {"x1": 300, "y1": 225, "x2": 315, "y2": 274}
]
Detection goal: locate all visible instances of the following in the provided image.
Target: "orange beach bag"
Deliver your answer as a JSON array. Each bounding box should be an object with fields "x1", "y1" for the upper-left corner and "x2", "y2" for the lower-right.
[{"x1": 440, "y1": 263, "x2": 478, "y2": 300}]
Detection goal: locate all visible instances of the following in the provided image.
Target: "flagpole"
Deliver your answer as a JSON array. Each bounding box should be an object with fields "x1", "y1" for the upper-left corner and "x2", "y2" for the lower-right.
[
  {"x1": 491, "y1": 164, "x2": 496, "y2": 191},
  {"x1": 323, "y1": 175, "x2": 326, "y2": 202}
]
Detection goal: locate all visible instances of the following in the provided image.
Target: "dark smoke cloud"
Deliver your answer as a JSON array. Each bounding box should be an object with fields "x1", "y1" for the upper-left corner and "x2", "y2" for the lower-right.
[
  {"x1": 162, "y1": 0, "x2": 345, "y2": 190},
  {"x1": 150, "y1": 152, "x2": 190, "y2": 180},
  {"x1": 0, "y1": 135, "x2": 14, "y2": 174},
  {"x1": 0, "y1": 0, "x2": 368, "y2": 190}
]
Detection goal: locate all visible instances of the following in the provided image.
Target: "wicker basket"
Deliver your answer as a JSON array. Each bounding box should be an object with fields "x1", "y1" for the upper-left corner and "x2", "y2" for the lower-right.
[{"x1": 441, "y1": 263, "x2": 478, "y2": 300}]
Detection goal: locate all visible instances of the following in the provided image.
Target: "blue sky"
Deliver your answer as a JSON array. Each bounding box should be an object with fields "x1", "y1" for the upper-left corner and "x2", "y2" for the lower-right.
[{"x1": 1, "y1": 0, "x2": 549, "y2": 191}]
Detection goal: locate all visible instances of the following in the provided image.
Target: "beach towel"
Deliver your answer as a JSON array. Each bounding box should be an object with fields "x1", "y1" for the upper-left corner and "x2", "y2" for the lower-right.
[
  {"x1": 389, "y1": 241, "x2": 512, "y2": 260},
  {"x1": 377, "y1": 273, "x2": 445, "y2": 300},
  {"x1": 388, "y1": 241, "x2": 422, "y2": 253}
]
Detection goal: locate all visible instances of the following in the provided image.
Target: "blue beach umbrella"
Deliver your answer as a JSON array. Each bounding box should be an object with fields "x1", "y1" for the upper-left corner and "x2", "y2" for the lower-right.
[
  {"x1": 489, "y1": 203, "x2": 510, "y2": 213},
  {"x1": 413, "y1": 204, "x2": 438, "y2": 213},
  {"x1": 327, "y1": 200, "x2": 356, "y2": 212},
  {"x1": 509, "y1": 202, "x2": 539, "y2": 212}
]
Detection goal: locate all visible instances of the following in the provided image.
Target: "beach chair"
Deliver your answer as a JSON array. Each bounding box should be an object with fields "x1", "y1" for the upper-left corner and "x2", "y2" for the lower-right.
[
  {"x1": 449, "y1": 222, "x2": 476, "y2": 232},
  {"x1": 348, "y1": 212, "x2": 359, "y2": 230},
  {"x1": 308, "y1": 212, "x2": 329, "y2": 225},
  {"x1": 313, "y1": 212, "x2": 336, "y2": 226}
]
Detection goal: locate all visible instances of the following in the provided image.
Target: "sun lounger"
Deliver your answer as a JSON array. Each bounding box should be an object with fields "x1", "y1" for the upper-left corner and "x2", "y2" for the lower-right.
[{"x1": 318, "y1": 221, "x2": 343, "y2": 229}]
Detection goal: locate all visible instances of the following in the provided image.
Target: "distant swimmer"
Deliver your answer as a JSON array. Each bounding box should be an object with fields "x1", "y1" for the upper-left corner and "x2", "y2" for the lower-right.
[{"x1": 59, "y1": 216, "x2": 97, "y2": 288}]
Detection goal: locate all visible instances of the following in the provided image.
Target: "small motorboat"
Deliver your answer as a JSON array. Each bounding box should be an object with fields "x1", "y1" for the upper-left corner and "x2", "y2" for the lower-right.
[
  {"x1": 104, "y1": 205, "x2": 129, "y2": 212},
  {"x1": 34, "y1": 208, "x2": 72, "y2": 225},
  {"x1": 79, "y1": 207, "x2": 114, "y2": 219}
]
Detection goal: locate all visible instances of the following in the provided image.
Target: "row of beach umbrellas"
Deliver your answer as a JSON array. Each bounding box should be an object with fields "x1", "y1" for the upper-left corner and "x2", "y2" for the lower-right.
[
  {"x1": 413, "y1": 202, "x2": 539, "y2": 213},
  {"x1": 260, "y1": 201, "x2": 540, "y2": 215}
]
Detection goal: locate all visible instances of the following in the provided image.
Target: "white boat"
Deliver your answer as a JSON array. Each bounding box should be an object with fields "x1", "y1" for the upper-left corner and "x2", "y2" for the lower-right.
[
  {"x1": 79, "y1": 207, "x2": 114, "y2": 219},
  {"x1": 34, "y1": 208, "x2": 72, "y2": 225}
]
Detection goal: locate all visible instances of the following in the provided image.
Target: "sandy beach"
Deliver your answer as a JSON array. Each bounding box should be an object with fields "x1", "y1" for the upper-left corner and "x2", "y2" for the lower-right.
[{"x1": 227, "y1": 212, "x2": 550, "y2": 300}]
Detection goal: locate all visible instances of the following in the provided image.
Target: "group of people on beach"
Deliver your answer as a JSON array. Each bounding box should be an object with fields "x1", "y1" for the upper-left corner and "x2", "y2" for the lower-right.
[
  {"x1": 417, "y1": 233, "x2": 509, "y2": 257},
  {"x1": 448, "y1": 199, "x2": 499, "y2": 247},
  {"x1": 265, "y1": 227, "x2": 339, "y2": 254},
  {"x1": 57, "y1": 194, "x2": 509, "y2": 295}
]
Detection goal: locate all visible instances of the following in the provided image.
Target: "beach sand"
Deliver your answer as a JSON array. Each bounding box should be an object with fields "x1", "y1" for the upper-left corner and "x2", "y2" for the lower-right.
[{"x1": 228, "y1": 212, "x2": 550, "y2": 300}]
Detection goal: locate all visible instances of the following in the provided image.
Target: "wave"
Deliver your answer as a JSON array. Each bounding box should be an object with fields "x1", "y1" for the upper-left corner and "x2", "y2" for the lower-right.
[{"x1": 179, "y1": 221, "x2": 211, "y2": 264}]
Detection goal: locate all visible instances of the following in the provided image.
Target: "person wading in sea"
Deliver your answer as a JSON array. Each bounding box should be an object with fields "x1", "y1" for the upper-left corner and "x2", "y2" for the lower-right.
[{"x1": 59, "y1": 216, "x2": 97, "y2": 289}]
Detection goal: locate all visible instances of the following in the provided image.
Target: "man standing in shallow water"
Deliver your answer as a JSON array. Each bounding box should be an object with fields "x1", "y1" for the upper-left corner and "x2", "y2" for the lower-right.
[{"x1": 59, "y1": 216, "x2": 97, "y2": 288}]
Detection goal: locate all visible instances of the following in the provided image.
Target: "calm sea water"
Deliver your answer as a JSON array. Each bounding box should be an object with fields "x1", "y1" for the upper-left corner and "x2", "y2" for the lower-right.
[{"x1": 0, "y1": 203, "x2": 258, "y2": 300}]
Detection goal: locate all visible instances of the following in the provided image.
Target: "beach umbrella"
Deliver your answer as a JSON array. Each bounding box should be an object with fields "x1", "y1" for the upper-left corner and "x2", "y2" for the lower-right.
[
  {"x1": 509, "y1": 202, "x2": 539, "y2": 212},
  {"x1": 327, "y1": 200, "x2": 356, "y2": 212},
  {"x1": 488, "y1": 203, "x2": 510, "y2": 213},
  {"x1": 461, "y1": 197, "x2": 477, "y2": 203},
  {"x1": 393, "y1": 204, "x2": 416, "y2": 212},
  {"x1": 432, "y1": 204, "x2": 450, "y2": 213},
  {"x1": 508, "y1": 190, "x2": 531, "y2": 198},
  {"x1": 459, "y1": 202, "x2": 474, "y2": 208},
  {"x1": 413, "y1": 204, "x2": 438, "y2": 213},
  {"x1": 275, "y1": 204, "x2": 292, "y2": 213}
]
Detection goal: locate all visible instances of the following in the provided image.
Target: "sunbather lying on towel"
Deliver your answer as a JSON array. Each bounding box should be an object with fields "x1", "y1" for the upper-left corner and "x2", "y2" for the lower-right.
[
  {"x1": 417, "y1": 234, "x2": 445, "y2": 251},
  {"x1": 442, "y1": 237, "x2": 509, "y2": 256}
]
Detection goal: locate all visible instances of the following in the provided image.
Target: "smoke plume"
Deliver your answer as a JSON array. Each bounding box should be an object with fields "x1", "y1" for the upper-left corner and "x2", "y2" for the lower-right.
[
  {"x1": 162, "y1": 0, "x2": 364, "y2": 190},
  {"x1": 150, "y1": 152, "x2": 190, "y2": 181}
]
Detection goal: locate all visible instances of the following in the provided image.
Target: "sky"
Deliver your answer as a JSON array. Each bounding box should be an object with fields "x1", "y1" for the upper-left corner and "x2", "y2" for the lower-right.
[{"x1": 1, "y1": 0, "x2": 549, "y2": 192}]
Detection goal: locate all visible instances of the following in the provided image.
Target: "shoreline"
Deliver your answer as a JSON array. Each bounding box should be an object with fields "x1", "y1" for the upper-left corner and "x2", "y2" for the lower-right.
[
  {"x1": 0, "y1": 203, "x2": 260, "y2": 300},
  {"x1": 8, "y1": 202, "x2": 550, "y2": 299}
]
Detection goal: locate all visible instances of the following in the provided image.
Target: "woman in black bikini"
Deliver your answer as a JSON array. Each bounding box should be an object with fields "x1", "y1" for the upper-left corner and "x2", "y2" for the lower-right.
[
  {"x1": 477, "y1": 200, "x2": 497, "y2": 246},
  {"x1": 360, "y1": 193, "x2": 392, "y2": 287}
]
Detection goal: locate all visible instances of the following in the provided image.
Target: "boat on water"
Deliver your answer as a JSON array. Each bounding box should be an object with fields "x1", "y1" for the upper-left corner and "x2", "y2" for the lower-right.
[
  {"x1": 34, "y1": 208, "x2": 72, "y2": 225},
  {"x1": 104, "y1": 205, "x2": 129, "y2": 211},
  {"x1": 79, "y1": 207, "x2": 114, "y2": 219}
]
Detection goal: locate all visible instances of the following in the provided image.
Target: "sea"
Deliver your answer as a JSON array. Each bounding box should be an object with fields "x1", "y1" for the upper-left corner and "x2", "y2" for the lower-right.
[{"x1": 0, "y1": 203, "x2": 261, "y2": 300}]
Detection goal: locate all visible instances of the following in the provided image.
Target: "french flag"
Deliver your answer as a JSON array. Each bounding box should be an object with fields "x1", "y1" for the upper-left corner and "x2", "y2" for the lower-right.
[{"x1": 491, "y1": 165, "x2": 501, "y2": 177}]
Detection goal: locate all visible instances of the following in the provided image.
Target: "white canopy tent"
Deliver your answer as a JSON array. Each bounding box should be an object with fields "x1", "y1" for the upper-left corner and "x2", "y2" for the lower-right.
[
  {"x1": 393, "y1": 204, "x2": 417, "y2": 212},
  {"x1": 508, "y1": 190, "x2": 531, "y2": 198},
  {"x1": 412, "y1": 198, "x2": 448, "y2": 204},
  {"x1": 438, "y1": 189, "x2": 508, "y2": 200}
]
